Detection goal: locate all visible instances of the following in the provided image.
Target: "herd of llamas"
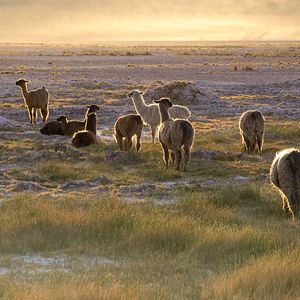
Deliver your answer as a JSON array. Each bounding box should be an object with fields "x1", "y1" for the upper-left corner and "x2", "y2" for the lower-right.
[{"x1": 15, "y1": 78, "x2": 300, "y2": 221}]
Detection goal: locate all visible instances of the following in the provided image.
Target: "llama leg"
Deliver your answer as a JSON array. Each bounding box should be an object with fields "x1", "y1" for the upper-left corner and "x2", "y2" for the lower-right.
[
  {"x1": 115, "y1": 133, "x2": 124, "y2": 151},
  {"x1": 28, "y1": 107, "x2": 33, "y2": 124},
  {"x1": 249, "y1": 136, "x2": 256, "y2": 154},
  {"x1": 282, "y1": 197, "x2": 290, "y2": 213},
  {"x1": 161, "y1": 143, "x2": 169, "y2": 168},
  {"x1": 41, "y1": 105, "x2": 49, "y2": 122},
  {"x1": 257, "y1": 135, "x2": 263, "y2": 155},
  {"x1": 126, "y1": 136, "x2": 133, "y2": 150},
  {"x1": 33, "y1": 108, "x2": 37, "y2": 124},
  {"x1": 151, "y1": 126, "x2": 157, "y2": 144},
  {"x1": 288, "y1": 192, "x2": 299, "y2": 220},
  {"x1": 136, "y1": 133, "x2": 141, "y2": 152},
  {"x1": 250, "y1": 141, "x2": 256, "y2": 154},
  {"x1": 242, "y1": 135, "x2": 250, "y2": 153},
  {"x1": 183, "y1": 145, "x2": 191, "y2": 172},
  {"x1": 284, "y1": 188, "x2": 297, "y2": 220},
  {"x1": 175, "y1": 149, "x2": 182, "y2": 171},
  {"x1": 171, "y1": 152, "x2": 175, "y2": 163}
]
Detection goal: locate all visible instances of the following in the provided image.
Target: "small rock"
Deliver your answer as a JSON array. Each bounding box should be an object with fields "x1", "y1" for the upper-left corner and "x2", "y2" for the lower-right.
[
  {"x1": 61, "y1": 181, "x2": 90, "y2": 191},
  {"x1": 89, "y1": 176, "x2": 111, "y2": 185},
  {"x1": 62, "y1": 176, "x2": 111, "y2": 191},
  {"x1": 120, "y1": 183, "x2": 158, "y2": 194},
  {"x1": 12, "y1": 181, "x2": 49, "y2": 192}
]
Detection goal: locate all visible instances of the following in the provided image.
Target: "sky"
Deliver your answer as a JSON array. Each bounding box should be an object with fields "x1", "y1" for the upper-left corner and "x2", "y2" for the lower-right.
[{"x1": 0, "y1": 0, "x2": 299, "y2": 42}]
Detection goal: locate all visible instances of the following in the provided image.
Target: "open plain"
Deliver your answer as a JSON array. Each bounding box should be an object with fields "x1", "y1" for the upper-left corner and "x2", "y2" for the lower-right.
[{"x1": 0, "y1": 42, "x2": 299, "y2": 299}]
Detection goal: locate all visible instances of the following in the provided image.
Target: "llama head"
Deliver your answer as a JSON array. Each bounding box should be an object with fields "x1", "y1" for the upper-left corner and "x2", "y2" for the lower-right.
[
  {"x1": 16, "y1": 78, "x2": 29, "y2": 86},
  {"x1": 57, "y1": 116, "x2": 67, "y2": 122},
  {"x1": 127, "y1": 90, "x2": 144, "y2": 98},
  {"x1": 86, "y1": 105, "x2": 100, "y2": 113},
  {"x1": 154, "y1": 97, "x2": 173, "y2": 108}
]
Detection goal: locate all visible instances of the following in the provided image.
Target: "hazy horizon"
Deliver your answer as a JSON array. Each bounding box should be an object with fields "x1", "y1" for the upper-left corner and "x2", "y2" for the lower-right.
[{"x1": 0, "y1": 0, "x2": 299, "y2": 43}]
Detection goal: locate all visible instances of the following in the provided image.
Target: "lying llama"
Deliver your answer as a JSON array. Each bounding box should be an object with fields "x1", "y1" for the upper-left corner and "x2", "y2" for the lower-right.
[
  {"x1": 57, "y1": 105, "x2": 100, "y2": 137},
  {"x1": 114, "y1": 114, "x2": 143, "y2": 152},
  {"x1": 270, "y1": 148, "x2": 300, "y2": 220},
  {"x1": 57, "y1": 116, "x2": 85, "y2": 137},
  {"x1": 40, "y1": 121, "x2": 64, "y2": 135},
  {"x1": 239, "y1": 110, "x2": 265, "y2": 154},
  {"x1": 128, "y1": 90, "x2": 191, "y2": 143},
  {"x1": 16, "y1": 78, "x2": 49, "y2": 124},
  {"x1": 72, "y1": 113, "x2": 98, "y2": 147},
  {"x1": 155, "y1": 98, "x2": 194, "y2": 171}
]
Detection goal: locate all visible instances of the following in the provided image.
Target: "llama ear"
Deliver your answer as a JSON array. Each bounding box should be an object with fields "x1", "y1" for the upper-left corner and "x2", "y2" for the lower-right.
[
  {"x1": 24, "y1": 80, "x2": 29, "y2": 83},
  {"x1": 154, "y1": 100, "x2": 160, "y2": 104},
  {"x1": 139, "y1": 91, "x2": 144, "y2": 95},
  {"x1": 168, "y1": 101, "x2": 173, "y2": 107},
  {"x1": 86, "y1": 105, "x2": 91, "y2": 108}
]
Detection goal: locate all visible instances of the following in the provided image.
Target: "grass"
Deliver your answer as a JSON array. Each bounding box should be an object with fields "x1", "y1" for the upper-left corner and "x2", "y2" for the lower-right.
[
  {"x1": 202, "y1": 247, "x2": 300, "y2": 300},
  {"x1": 1, "y1": 116, "x2": 300, "y2": 298},
  {"x1": 0, "y1": 185, "x2": 298, "y2": 299},
  {"x1": 36, "y1": 160, "x2": 91, "y2": 182}
]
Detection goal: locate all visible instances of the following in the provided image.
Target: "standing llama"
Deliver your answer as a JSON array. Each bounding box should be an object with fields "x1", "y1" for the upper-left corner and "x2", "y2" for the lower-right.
[
  {"x1": 155, "y1": 98, "x2": 194, "y2": 171},
  {"x1": 239, "y1": 110, "x2": 265, "y2": 154},
  {"x1": 114, "y1": 114, "x2": 143, "y2": 152},
  {"x1": 16, "y1": 79, "x2": 49, "y2": 124},
  {"x1": 270, "y1": 148, "x2": 300, "y2": 220},
  {"x1": 128, "y1": 90, "x2": 191, "y2": 143}
]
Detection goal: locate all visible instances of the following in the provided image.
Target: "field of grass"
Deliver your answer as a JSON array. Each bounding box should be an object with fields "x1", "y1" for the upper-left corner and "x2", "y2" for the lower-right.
[{"x1": 0, "y1": 117, "x2": 300, "y2": 299}]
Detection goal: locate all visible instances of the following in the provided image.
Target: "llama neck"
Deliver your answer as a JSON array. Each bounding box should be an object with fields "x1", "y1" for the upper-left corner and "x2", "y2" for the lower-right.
[
  {"x1": 86, "y1": 116, "x2": 96, "y2": 135},
  {"x1": 159, "y1": 106, "x2": 170, "y2": 123},
  {"x1": 132, "y1": 95, "x2": 147, "y2": 115},
  {"x1": 20, "y1": 84, "x2": 29, "y2": 98},
  {"x1": 61, "y1": 118, "x2": 68, "y2": 127}
]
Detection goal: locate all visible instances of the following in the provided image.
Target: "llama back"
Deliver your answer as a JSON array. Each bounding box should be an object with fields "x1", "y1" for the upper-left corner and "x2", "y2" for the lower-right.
[
  {"x1": 171, "y1": 120, "x2": 194, "y2": 149},
  {"x1": 169, "y1": 105, "x2": 191, "y2": 120},
  {"x1": 141, "y1": 104, "x2": 160, "y2": 126},
  {"x1": 271, "y1": 149, "x2": 300, "y2": 191},
  {"x1": 28, "y1": 87, "x2": 49, "y2": 108}
]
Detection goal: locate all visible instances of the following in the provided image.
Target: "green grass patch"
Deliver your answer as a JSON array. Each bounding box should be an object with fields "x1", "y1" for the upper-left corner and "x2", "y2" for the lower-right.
[{"x1": 36, "y1": 160, "x2": 94, "y2": 182}]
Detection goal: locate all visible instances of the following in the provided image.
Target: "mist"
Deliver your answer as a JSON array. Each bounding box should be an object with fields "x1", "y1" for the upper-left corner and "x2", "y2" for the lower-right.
[{"x1": 0, "y1": 0, "x2": 299, "y2": 42}]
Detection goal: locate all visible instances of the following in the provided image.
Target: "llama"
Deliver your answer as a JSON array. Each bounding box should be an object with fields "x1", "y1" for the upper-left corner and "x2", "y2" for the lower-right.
[
  {"x1": 128, "y1": 90, "x2": 191, "y2": 143},
  {"x1": 57, "y1": 105, "x2": 100, "y2": 136},
  {"x1": 16, "y1": 78, "x2": 49, "y2": 124},
  {"x1": 155, "y1": 98, "x2": 194, "y2": 171},
  {"x1": 239, "y1": 110, "x2": 265, "y2": 154},
  {"x1": 57, "y1": 116, "x2": 85, "y2": 137},
  {"x1": 114, "y1": 114, "x2": 143, "y2": 152},
  {"x1": 270, "y1": 148, "x2": 300, "y2": 220},
  {"x1": 72, "y1": 113, "x2": 98, "y2": 147},
  {"x1": 40, "y1": 121, "x2": 64, "y2": 135}
]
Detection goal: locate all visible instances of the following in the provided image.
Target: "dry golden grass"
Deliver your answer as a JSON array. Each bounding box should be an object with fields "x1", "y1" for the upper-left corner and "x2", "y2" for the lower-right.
[
  {"x1": 202, "y1": 248, "x2": 300, "y2": 300},
  {"x1": 0, "y1": 184, "x2": 299, "y2": 299}
]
